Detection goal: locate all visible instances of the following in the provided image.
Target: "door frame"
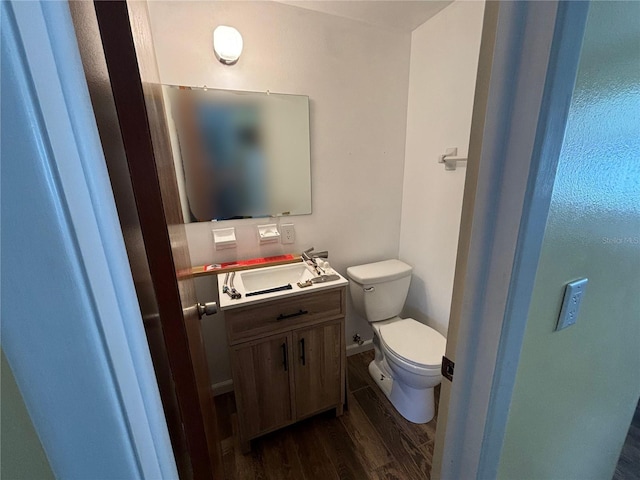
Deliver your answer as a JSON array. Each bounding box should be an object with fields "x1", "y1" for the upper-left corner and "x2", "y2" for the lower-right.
[
  {"x1": 1, "y1": 1, "x2": 177, "y2": 478},
  {"x1": 431, "y1": 2, "x2": 589, "y2": 478},
  {"x1": 78, "y1": 1, "x2": 224, "y2": 477}
]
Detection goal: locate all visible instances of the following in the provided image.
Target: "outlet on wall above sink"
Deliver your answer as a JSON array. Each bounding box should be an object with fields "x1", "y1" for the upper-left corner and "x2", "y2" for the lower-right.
[{"x1": 281, "y1": 223, "x2": 295, "y2": 244}]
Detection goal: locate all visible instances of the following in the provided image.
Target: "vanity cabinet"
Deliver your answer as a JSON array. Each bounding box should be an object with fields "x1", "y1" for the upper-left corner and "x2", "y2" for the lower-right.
[
  {"x1": 226, "y1": 286, "x2": 346, "y2": 452},
  {"x1": 230, "y1": 333, "x2": 293, "y2": 441},
  {"x1": 292, "y1": 321, "x2": 343, "y2": 418}
]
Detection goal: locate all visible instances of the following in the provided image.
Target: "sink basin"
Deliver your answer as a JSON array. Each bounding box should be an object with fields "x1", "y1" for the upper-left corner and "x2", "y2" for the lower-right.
[
  {"x1": 240, "y1": 263, "x2": 310, "y2": 292},
  {"x1": 217, "y1": 260, "x2": 348, "y2": 309}
]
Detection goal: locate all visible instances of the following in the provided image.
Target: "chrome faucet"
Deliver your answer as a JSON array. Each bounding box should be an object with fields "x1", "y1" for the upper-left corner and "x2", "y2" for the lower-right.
[{"x1": 302, "y1": 247, "x2": 328, "y2": 276}]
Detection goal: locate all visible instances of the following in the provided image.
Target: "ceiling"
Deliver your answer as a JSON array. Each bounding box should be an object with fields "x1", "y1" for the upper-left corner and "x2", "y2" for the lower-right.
[{"x1": 275, "y1": 0, "x2": 453, "y2": 32}]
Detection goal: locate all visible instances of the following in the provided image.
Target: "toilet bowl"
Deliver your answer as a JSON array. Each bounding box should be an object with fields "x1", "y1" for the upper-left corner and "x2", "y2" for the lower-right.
[{"x1": 347, "y1": 260, "x2": 446, "y2": 424}]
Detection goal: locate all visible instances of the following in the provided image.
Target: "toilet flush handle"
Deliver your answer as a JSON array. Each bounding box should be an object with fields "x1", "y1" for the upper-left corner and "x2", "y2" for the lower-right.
[{"x1": 364, "y1": 286, "x2": 375, "y2": 293}]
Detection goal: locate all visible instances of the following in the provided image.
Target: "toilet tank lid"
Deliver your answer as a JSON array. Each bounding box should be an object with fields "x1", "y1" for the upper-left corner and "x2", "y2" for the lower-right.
[{"x1": 347, "y1": 259, "x2": 412, "y2": 285}]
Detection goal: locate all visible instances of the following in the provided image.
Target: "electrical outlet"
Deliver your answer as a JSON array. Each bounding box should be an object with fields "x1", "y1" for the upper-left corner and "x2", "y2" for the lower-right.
[
  {"x1": 556, "y1": 278, "x2": 588, "y2": 331},
  {"x1": 281, "y1": 223, "x2": 295, "y2": 244}
]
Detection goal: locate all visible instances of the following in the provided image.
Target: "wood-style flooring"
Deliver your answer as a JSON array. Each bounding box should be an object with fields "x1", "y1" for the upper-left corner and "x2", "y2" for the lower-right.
[
  {"x1": 214, "y1": 350, "x2": 439, "y2": 479},
  {"x1": 614, "y1": 399, "x2": 640, "y2": 480}
]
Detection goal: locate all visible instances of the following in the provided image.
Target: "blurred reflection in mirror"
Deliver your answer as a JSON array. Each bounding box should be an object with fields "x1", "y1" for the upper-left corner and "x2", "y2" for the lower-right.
[{"x1": 164, "y1": 86, "x2": 311, "y2": 222}]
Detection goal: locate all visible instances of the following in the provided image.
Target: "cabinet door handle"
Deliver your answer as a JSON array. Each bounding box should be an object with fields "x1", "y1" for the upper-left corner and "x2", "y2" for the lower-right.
[
  {"x1": 300, "y1": 338, "x2": 306, "y2": 366},
  {"x1": 276, "y1": 309, "x2": 308, "y2": 321},
  {"x1": 281, "y1": 342, "x2": 288, "y2": 371}
]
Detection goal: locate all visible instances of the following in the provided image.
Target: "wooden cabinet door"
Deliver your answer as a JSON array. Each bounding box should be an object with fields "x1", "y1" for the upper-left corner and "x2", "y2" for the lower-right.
[
  {"x1": 293, "y1": 321, "x2": 343, "y2": 418},
  {"x1": 231, "y1": 333, "x2": 293, "y2": 440}
]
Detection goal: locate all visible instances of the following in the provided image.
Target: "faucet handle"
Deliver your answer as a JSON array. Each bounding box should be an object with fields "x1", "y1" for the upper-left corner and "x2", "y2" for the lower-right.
[{"x1": 302, "y1": 247, "x2": 315, "y2": 262}]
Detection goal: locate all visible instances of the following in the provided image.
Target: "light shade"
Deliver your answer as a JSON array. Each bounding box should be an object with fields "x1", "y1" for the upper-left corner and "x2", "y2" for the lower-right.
[{"x1": 213, "y1": 25, "x2": 243, "y2": 65}]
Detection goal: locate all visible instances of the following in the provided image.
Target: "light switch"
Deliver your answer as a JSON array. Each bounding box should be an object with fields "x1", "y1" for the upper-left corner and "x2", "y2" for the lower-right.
[{"x1": 556, "y1": 278, "x2": 588, "y2": 331}]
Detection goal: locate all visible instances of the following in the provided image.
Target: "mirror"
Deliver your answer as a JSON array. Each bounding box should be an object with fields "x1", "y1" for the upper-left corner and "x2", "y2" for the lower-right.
[{"x1": 163, "y1": 85, "x2": 312, "y2": 222}]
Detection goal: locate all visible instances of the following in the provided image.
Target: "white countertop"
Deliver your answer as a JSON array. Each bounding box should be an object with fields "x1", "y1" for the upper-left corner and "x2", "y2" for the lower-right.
[{"x1": 217, "y1": 260, "x2": 348, "y2": 310}]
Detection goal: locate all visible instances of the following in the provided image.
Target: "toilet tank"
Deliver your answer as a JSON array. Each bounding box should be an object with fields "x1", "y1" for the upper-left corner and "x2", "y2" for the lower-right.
[{"x1": 346, "y1": 259, "x2": 412, "y2": 322}]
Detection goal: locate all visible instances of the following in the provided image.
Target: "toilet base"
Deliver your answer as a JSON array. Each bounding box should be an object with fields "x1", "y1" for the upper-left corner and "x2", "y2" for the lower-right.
[
  {"x1": 369, "y1": 359, "x2": 393, "y2": 397},
  {"x1": 369, "y1": 360, "x2": 435, "y2": 424}
]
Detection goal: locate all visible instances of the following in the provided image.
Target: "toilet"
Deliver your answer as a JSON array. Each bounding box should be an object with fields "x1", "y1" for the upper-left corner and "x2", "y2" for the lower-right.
[{"x1": 347, "y1": 259, "x2": 446, "y2": 424}]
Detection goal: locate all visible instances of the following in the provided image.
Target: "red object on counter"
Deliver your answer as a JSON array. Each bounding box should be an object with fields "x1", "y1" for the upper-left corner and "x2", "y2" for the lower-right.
[{"x1": 203, "y1": 254, "x2": 296, "y2": 272}]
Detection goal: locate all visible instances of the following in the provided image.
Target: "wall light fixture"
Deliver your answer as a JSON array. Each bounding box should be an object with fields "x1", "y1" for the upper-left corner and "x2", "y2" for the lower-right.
[{"x1": 213, "y1": 25, "x2": 243, "y2": 65}]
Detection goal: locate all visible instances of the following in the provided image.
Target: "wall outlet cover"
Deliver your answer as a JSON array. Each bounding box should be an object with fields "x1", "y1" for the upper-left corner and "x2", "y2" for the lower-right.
[
  {"x1": 556, "y1": 278, "x2": 588, "y2": 331},
  {"x1": 281, "y1": 223, "x2": 295, "y2": 244}
]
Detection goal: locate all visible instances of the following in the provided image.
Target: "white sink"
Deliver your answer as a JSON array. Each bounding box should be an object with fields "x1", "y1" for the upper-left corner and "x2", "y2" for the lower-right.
[
  {"x1": 240, "y1": 263, "x2": 310, "y2": 292},
  {"x1": 217, "y1": 260, "x2": 348, "y2": 309}
]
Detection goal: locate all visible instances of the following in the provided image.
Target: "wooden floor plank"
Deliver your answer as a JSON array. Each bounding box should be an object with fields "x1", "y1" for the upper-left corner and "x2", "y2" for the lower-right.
[
  {"x1": 256, "y1": 429, "x2": 306, "y2": 480},
  {"x1": 289, "y1": 417, "x2": 340, "y2": 480},
  {"x1": 222, "y1": 414, "x2": 267, "y2": 480},
  {"x1": 370, "y1": 460, "x2": 416, "y2": 480},
  {"x1": 347, "y1": 349, "x2": 375, "y2": 392},
  {"x1": 349, "y1": 350, "x2": 436, "y2": 447},
  {"x1": 418, "y1": 417, "x2": 437, "y2": 447},
  {"x1": 339, "y1": 391, "x2": 394, "y2": 470},
  {"x1": 313, "y1": 411, "x2": 372, "y2": 479},
  {"x1": 354, "y1": 386, "x2": 432, "y2": 479},
  {"x1": 407, "y1": 441, "x2": 434, "y2": 479},
  {"x1": 364, "y1": 379, "x2": 433, "y2": 446}
]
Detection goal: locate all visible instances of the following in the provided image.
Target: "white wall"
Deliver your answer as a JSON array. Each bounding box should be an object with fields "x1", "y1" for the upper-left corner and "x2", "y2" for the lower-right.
[
  {"x1": 147, "y1": 1, "x2": 411, "y2": 386},
  {"x1": 399, "y1": 1, "x2": 484, "y2": 335}
]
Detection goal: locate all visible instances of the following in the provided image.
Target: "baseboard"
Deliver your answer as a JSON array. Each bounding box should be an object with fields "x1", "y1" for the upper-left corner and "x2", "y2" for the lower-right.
[
  {"x1": 211, "y1": 379, "x2": 234, "y2": 397},
  {"x1": 346, "y1": 339, "x2": 374, "y2": 356}
]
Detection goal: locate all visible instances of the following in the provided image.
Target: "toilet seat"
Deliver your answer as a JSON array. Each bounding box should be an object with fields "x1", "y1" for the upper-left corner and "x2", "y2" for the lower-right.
[{"x1": 378, "y1": 318, "x2": 446, "y2": 371}]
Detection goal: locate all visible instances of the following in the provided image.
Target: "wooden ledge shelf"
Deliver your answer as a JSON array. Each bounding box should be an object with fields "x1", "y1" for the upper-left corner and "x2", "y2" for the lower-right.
[{"x1": 191, "y1": 254, "x2": 302, "y2": 278}]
